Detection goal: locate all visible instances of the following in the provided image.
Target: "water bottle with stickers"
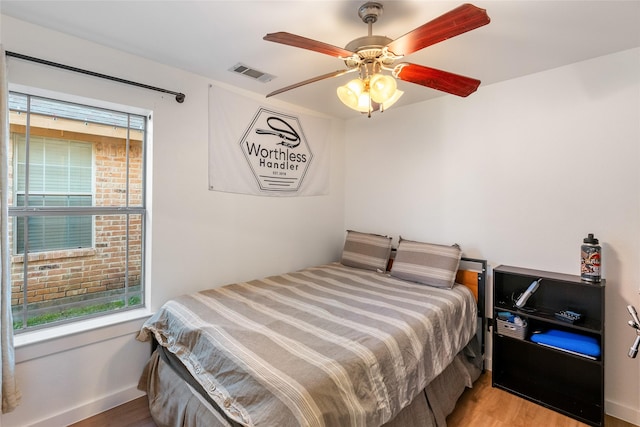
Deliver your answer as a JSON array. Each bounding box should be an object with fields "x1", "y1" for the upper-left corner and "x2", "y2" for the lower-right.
[{"x1": 581, "y1": 233, "x2": 601, "y2": 282}]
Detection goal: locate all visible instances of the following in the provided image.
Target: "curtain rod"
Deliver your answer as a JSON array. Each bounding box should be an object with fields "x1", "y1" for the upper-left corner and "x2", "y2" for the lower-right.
[{"x1": 5, "y1": 51, "x2": 185, "y2": 103}]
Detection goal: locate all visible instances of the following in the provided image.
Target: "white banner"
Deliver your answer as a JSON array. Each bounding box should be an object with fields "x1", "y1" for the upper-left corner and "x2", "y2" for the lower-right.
[{"x1": 208, "y1": 84, "x2": 330, "y2": 196}]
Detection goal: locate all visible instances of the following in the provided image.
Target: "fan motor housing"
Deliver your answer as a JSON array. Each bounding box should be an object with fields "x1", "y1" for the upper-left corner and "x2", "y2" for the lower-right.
[
  {"x1": 344, "y1": 35, "x2": 394, "y2": 68},
  {"x1": 358, "y1": 2, "x2": 383, "y2": 23}
]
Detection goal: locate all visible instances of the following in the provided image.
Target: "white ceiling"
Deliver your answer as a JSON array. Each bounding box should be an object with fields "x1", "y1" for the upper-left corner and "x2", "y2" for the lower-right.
[{"x1": 2, "y1": 1, "x2": 639, "y2": 119}]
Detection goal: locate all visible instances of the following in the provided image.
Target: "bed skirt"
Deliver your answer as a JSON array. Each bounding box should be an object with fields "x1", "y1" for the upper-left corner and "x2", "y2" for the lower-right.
[{"x1": 138, "y1": 338, "x2": 482, "y2": 427}]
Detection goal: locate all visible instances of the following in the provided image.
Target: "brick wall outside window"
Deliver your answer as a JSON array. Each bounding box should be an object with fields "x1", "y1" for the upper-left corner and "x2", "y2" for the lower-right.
[{"x1": 9, "y1": 121, "x2": 144, "y2": 322}]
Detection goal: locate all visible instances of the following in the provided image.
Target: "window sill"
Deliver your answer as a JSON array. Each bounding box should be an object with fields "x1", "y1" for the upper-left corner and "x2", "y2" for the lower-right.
[{"x1": 14, "y1": 307, "x2": 153, "y2": 363}]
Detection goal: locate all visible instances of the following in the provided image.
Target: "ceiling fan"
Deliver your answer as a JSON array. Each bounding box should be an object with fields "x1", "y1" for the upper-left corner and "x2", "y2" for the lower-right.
[{"x1": 263, "y1": 2, "x2": 490, "y2": 115}]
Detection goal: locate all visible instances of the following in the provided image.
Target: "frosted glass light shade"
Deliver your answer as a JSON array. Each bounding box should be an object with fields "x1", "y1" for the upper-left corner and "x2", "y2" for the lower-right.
[
  {"x1": 381, "y1": 89, "x2": 404, "y2": 110},
  {"x1": 369, "y1": 74, "x2": 397, "y2": 104},
  {"x1": 355, "y1": 92, "x2": 372, "y2": 113},
  {"x1": 338, "y1": 75, "x2": 402, "y2": 114},
  {"x1": 337, "y1": 79, "x2": 365, "y2": 110}
]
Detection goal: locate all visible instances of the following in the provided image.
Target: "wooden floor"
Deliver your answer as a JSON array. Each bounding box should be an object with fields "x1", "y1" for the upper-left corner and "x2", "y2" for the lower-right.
[
  {"x1": 447, "y1": 373, "x2": 636, "y2": 427},
  {"x1": 71, "y1": 372, "x2": 637, "y2": 427}
]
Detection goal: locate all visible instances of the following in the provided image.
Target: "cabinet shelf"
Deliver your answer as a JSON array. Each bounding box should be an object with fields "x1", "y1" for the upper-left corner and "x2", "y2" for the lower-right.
[
  {"x1": 492, "y1": 265, "x2": 605, "y2": 427},
  {"x1": 494, "y1": 304, "x2": 602, "y2": 334},
  {"x1": 495, "y1": 331, "x2": 602, "y2": 363}
]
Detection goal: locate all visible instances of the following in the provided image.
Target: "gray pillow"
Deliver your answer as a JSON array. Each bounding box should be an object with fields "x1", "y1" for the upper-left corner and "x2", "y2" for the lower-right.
[
  {"x1": 390, "y1": 237, "x2": 462, "y2": 288},
  {"x1": 340, "y1": 230, "x2": 392, "y2": 271}
]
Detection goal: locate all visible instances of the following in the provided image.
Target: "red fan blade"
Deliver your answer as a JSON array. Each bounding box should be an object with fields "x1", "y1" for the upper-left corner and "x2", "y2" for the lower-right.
[
  {"x1": 386, "y1": 4, "x2": 490, "y2": 56},
  {"x1": 394, "y1": 63, "x2": 481, "y2": 97},
  {"x1": 264, "y1": 32, "x2": 355, "y2": 58},
  {"x1": 266, "y1": 69, "x2": 357, "y2": 98}
]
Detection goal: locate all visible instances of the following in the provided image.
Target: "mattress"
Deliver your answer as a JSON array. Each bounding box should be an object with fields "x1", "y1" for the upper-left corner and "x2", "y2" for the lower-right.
[
  {"x1": 139, "y1": 340, "x2": 482, "y2": 427},
  {"x1": 138, "y1": 262, "x2": 480, "y2": 427}
]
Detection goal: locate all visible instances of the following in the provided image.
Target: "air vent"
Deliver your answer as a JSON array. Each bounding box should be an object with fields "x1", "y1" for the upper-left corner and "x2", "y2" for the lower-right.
[{"x1": 229, "y1": 63, "x2": 275, "y2": 83}]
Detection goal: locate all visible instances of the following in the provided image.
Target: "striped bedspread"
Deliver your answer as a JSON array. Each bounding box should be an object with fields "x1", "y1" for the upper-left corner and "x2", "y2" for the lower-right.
[{"x1": 137, "y1": 262, "x2": 477, "y2": 427}]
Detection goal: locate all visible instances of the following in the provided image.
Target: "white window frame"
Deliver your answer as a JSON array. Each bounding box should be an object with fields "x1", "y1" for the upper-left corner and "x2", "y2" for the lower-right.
[{"x1": 7, "y1": 84, "x2": 153, "y2": 346}]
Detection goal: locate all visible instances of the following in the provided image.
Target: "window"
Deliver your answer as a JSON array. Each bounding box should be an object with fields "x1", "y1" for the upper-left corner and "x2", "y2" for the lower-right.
[
  {"x1": 14, "y1": 136, "x2": 93, "y2": 253},
  {"x1": 8, "y1": 91, "x2": 147, "y2": 332}
]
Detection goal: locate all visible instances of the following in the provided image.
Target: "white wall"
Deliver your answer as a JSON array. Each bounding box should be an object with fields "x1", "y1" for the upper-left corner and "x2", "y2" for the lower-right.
[
  {"x1": 0, "y1": 16, "x2": 346, "y2": 426},
  {"x1": 344, "y1": 48, "x2": 640, "y2": 424}
]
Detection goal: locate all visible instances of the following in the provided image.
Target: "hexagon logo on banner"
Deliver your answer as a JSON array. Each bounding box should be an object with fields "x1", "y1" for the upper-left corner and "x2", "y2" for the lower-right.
[{"x1": 239, "y1": 108, "x2": 313, "y2": 192}]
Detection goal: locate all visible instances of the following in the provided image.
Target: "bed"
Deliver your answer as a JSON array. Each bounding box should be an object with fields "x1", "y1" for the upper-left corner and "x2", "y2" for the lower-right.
[{"x1": 137, "y1": 232, "x2": 487, "y2": 427}]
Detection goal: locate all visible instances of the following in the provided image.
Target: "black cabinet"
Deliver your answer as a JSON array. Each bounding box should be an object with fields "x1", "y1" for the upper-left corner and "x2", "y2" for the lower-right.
[{"x1": 492, "y1": 265, "x2": 605, "y2": 426}]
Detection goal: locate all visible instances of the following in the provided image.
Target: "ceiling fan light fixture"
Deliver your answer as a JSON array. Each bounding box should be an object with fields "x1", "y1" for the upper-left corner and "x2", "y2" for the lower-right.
[
  {"x1": 369, "y1": 73, "x2": 397, "y2": 103},
  {"x1": 380, "y1": 89, "x2": 404, "y2": 111},
  {"x1": 337, "y1": 78, "x2": 365, "y2": 110},
  {"x1": 355, "y1": 92, "x2": 373, "y2": 113},
  {"x1": 338, "y1": 73, "x2": 402, "y2": 114},
  {"x1": 338, "y1": 89, "x2": 370, "y2": 113}
]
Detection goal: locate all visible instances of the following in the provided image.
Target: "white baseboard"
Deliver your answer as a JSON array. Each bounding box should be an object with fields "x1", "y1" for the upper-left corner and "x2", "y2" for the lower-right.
[
  {"x1": 606, "y1": 400, "x2": 640, "y2": 426},
  {"x1": 28, "y1": 385, "x2": 145, "y2": 427},
  {"x1": 484, "y1": 356, "x2": 492, "y2": 371}
]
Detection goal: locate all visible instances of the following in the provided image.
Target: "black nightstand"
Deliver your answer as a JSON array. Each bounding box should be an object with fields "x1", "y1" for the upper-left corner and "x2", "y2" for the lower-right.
[{"x1": 492, "y1": 265, "x2": 605, "y2": 427}]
